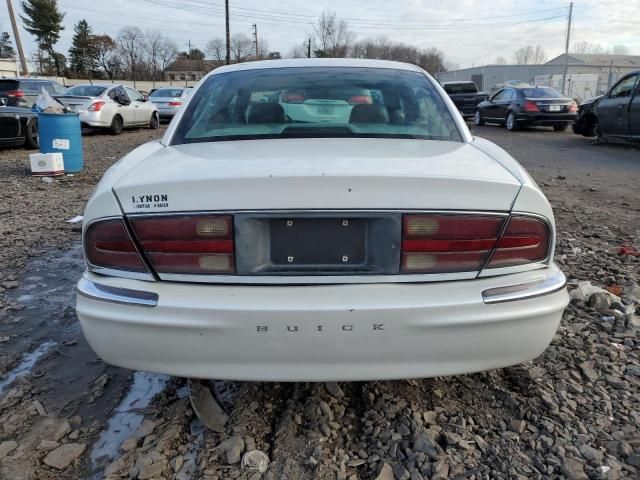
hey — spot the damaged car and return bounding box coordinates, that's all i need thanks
[76,59,569,382]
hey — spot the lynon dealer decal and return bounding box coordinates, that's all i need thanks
[131,194,169,210]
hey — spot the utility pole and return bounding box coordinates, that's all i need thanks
[187,39,191,86]
[6,0,29,76]
[307,37,311,58]
[225,0,231,65]
[561,2,573,95]
[252,23,259,59]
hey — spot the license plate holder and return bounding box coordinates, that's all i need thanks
[317,105,335,115]
[549,105,561,112]
[270,218,366,266]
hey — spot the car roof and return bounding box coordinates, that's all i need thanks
[442,81,476,85]
[209,58,422,77]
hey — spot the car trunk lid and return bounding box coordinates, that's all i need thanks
[54,95,96,112]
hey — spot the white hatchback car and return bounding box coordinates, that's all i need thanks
[76,59,569,382]
[57,83,160,134]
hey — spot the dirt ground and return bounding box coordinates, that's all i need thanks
[0,124,639,480]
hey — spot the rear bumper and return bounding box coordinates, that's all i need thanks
[517,112,577,125]
[79,111,112,128]
[157,108,179,118]
[76,264,568,381]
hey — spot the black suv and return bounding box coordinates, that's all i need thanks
[0,78,67,108]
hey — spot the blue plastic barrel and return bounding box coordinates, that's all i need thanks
[38,112,83,173]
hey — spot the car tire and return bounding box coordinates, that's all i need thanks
[506,112,519,131]
[473,110,484,126]
[553,124,569,132]
[110,115,124,135]
[149,112,159,130]
[23,119,39,149]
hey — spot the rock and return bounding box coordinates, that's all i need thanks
[319,400,333,420]
[1,281,19,289]
[32,400,47,416]
[170,454,183,472]
[0,440,18,459]
[589,292,611,311]
[561,457,588,480]
[138,460,166,479]
[374,463,395,480]
[216,436,245,464]
[325,382,344,399]
[508,418,526,434]
[43,443,86,470]
[579,361,599,382]
[432,459,449,480]
[241,450,270,473]
[606,375,626,389]
[138,419,156,437]
[578,444,604,464]
[104,456,128,476]
[392,463,410,480]
[422,411,437,425]
[627,454,640,468]
[52,420,71,441]
[413,432,439,459]
[36,440,60,451]
[119,435,139,452]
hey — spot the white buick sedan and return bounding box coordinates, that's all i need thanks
[76,59,569,381]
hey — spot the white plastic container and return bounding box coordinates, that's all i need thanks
[29,152,65,176]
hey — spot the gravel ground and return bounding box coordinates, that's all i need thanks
[0,125,639,480]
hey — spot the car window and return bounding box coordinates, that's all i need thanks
[150,88,185,98]
[503,89,515,100]
[520,87,564,98]
[125,87,144,102]
[172,67,462,145]
[490,90,505,101]
[443,83,477,94]
[42,82,67,95]
[20,81,41,94]
[609,75,638,99]
[65,85,107,97]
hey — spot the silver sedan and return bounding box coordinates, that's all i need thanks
[148,87,191,120]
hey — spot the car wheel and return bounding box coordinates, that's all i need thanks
[23,119,39,149]
[110,115,124,135]
[506,112,519,131]
[473,110,484,126]
[149,112,160,130]
[553,124,569,132]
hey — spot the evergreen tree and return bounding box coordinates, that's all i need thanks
[69,19,97,76]
[0,32,16,58]
[20,0,65,75]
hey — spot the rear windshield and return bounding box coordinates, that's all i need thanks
[0,80,19,92]
[172,67,462,145]
[64,85,107,97]
[520,87,564,98]
[443,83,477,94]
[150,88,186,98]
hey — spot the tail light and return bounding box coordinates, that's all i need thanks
[88,101,106,112]
[130,215,234,274]
[85,219,149,273]
[281,92,305,103]
[523,100,540,112]
[6,89,24,98]
[168,101,183,107]
[348,95,372,105]
[401,214,550,274]
[568,101,578,113]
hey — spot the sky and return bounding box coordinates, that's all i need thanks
[1,0,639,69]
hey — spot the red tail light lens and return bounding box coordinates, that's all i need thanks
[486,215,550,268]
[281,92,305,103]
[401,215,505,273]
[524,100,540,112]
[88,101,106,112]
[7,90,24,98]
[85,219,148,273]
[168,101,183,106]
[348,95,373,105]
[130,215,234,274]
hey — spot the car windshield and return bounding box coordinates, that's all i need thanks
[172,67,462,145]
[150,88,185,98]
[64,85,107,97]
[443,83,477,94]
[520,87,564,98]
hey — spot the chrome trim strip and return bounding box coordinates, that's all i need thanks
[77,277,158,307]
[125,209,511,218]
[481,270,566,304]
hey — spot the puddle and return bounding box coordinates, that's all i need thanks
[90,372,169,469]
[0,340,57,395]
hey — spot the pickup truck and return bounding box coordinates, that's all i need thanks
[441,81,489,118]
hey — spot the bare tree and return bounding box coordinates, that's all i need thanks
[572,41,605,54]
[351,37,445,74]
[611,44,629,55]
[230,33,254,63]
[288,42,309,59]
[117,26,144,85]
[206,37,226,63]
[93,34,119,81]
[512,45,546,64]
[145,30,164,86]
[312,11,355,58]
[494,56,508,65]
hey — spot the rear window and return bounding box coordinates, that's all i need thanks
[0,80,19,92]
[172,67,462,145]
[64,85,107,97]
[150,88,186,98]
[520,87,564,98]
[443,83,477,94]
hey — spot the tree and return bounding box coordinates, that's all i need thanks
[351,37,445,74]
[572,41,604,54]
[611,45,629,55]
[230,33,254,63]
[157,37,178,78]
[288,42,309,59]
[145,31,164,85]
[69,20,97,76]
[0,32,16,58]
[512,45,546,64]
[268,51,281,60]
[178,48,205,60]
[312,11,355,58]
[117,26,144,85]
[206,37,226,63]
[20,0,65,75]
[94,34,120,80]
[494,56,508,65]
